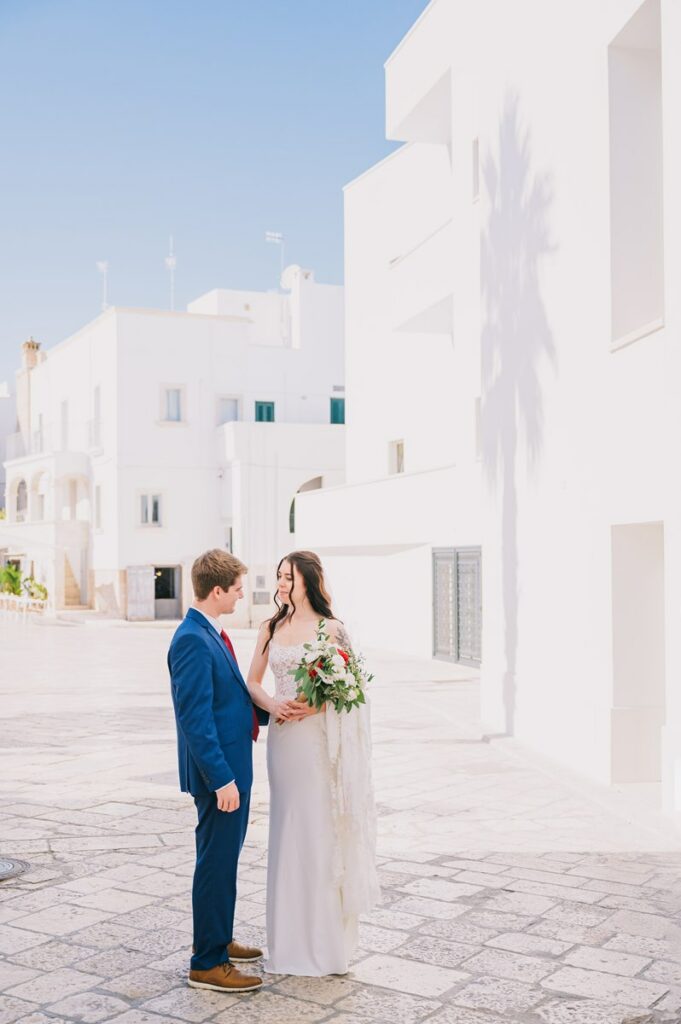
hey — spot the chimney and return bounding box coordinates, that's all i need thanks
[21,337,41,370]
[16,337,42,440]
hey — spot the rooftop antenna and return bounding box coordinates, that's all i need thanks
[95,261,109,312]
[164,235,177,311]
[265,231,285,290]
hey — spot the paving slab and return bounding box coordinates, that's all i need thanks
[1,620,681,1024]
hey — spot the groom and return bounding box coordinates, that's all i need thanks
[168,549,268,993]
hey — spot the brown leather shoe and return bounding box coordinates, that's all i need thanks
[188,962,262,993]
[191,941,263,962]
[227,940,263,963]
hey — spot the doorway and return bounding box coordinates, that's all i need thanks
[611,523,665,782]
[154,565,182,619]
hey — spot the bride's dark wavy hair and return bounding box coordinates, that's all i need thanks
[263,550,336,652]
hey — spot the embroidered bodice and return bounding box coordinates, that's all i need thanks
[268,641,306,701]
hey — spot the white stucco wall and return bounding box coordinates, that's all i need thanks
[299,0,681,810]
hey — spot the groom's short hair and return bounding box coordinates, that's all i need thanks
[191,549,248,600]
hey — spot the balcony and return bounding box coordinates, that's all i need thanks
[389,218,455,333]
[385,0,453,144]
[5,429,47,461]
[4,427,91,480]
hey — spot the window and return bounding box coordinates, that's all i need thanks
[140,493,162,526]
[474,397,482,461]
[34,413,44,454]
[389,440,405,475]
[217,397,239,424]
[68,480,77,520]
[16,479,27,522]
[91,385,102,447]
[609,0,664,347]
[95,485,102,530]
[472,138,480,201]
[163,388,183,422]
[255,401,275,422]
[330,397,345,424]
[61,401,69,451]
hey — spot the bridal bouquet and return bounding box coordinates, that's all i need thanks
[290,619,372,714]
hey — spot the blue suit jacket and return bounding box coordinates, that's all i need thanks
[168,608,268,796]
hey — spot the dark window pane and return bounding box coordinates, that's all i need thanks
[330,397,345,424]
[255,401,275,422]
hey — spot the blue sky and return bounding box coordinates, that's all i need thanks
[0,0,426,384]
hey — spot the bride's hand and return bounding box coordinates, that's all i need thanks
[272,699,295,722]
[286,698,320,720]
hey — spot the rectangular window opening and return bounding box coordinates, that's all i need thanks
[164,388,183,422]
[330,397,345,424]
[255,401,275,422]
[217,397,239,424]
[608,0,664,346]
[140,493,162,526]
[389,440,405,475]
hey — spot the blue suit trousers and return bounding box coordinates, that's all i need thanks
[190,789,251,971]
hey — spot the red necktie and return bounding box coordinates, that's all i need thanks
[220,629,259,742]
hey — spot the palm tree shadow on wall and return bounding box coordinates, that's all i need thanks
[481,94,556,737]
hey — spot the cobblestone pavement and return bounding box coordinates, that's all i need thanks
[1,618,681,1024]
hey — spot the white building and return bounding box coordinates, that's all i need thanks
[0,383,16,513]
[297,0,681,812]
[1,266,345,625]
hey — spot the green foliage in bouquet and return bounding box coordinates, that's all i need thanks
[290,619,373,714]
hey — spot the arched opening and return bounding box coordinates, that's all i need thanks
[15,479,27,523]
[288,476,323,536]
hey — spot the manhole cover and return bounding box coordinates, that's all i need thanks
[0,858,29,881]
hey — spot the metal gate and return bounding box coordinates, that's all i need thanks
[126,565,155,621]
[433,547,482,666]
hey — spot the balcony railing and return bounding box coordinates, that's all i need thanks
[389,218,455,333]
[5,432,25,460]
[87,418,102,449]
[5,428,51,460]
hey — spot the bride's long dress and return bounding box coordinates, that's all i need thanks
[265,628,379,976]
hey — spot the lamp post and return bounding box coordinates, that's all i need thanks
[265,231,285,289]
[95,261,109,312]
[165,236,177,311]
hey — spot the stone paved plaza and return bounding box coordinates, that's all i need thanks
[1,618,681,1024]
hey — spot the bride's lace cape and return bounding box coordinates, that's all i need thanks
[268,622,380,918]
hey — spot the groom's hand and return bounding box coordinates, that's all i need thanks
[216,782,240,813]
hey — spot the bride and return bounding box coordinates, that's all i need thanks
[246,550,379,976]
